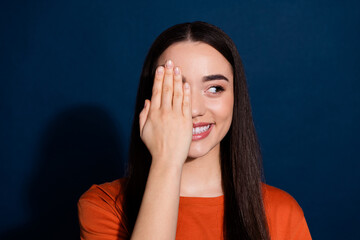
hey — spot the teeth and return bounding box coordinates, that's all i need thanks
[192,124,211,135]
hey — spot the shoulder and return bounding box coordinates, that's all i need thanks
[262,183,312,240]
[262,183,303,214]
[77,178,129,239]
[262,183,305,220]
[78,178,127,219]
[79,178,126,205]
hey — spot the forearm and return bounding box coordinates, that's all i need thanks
[130,160,183,240]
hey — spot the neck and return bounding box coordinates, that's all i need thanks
[180,144,223,197]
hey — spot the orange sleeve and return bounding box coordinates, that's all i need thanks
[291,214,312,240]
[77,184,129,240]
[264,184,312,240]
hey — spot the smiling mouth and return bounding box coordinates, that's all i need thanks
[192,124,212,135]
[192,124,214,141]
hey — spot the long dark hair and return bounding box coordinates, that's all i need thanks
[118,21,270,240]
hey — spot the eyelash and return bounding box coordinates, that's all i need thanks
[208,85,225,94]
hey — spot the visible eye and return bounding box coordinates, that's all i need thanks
[208,85,225,94]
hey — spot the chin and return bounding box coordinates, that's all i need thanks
[186,141,218,160]
[186,144,207,159]
[186,151,205,159]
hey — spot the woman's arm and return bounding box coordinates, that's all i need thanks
[131,60,192,239]
[130,161,182,240]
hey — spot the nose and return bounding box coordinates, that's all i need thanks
[191,88,206,118]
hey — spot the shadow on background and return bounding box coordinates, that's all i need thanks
[1,105,125,240]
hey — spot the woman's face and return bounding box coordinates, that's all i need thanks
[157,41,234,159]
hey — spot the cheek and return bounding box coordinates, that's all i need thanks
[207,95,234,122]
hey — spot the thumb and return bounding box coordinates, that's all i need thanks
[139,99,150,135]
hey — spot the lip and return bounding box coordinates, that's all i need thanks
[192,123,214,141]
[193,122,214,128]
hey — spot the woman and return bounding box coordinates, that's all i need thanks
[78,21,312,240]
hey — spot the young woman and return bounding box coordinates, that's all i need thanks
[78,21,312,240]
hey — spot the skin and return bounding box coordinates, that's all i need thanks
[157,41,234,197]
[132,41,234,239]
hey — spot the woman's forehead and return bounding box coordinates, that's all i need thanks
[157,41,233,82]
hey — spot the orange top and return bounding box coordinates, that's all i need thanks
[78,178,312,240]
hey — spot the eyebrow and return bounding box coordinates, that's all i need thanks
[203,74,229,82]
[182,74,229,83]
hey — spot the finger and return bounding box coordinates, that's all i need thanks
[139,99,150,136]
[151,66,165,110]
[173,66,183,113]
[182,82,191,118]
[161,60,174,110]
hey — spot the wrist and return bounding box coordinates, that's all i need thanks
[150,158,184,174]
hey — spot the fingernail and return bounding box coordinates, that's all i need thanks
[157,66,164,75]
[144,100,147,108]
[174,67,180,75]
[184,82,190,89]
[165,60,173,69]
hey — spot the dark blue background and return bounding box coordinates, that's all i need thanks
[1,0,359,239]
